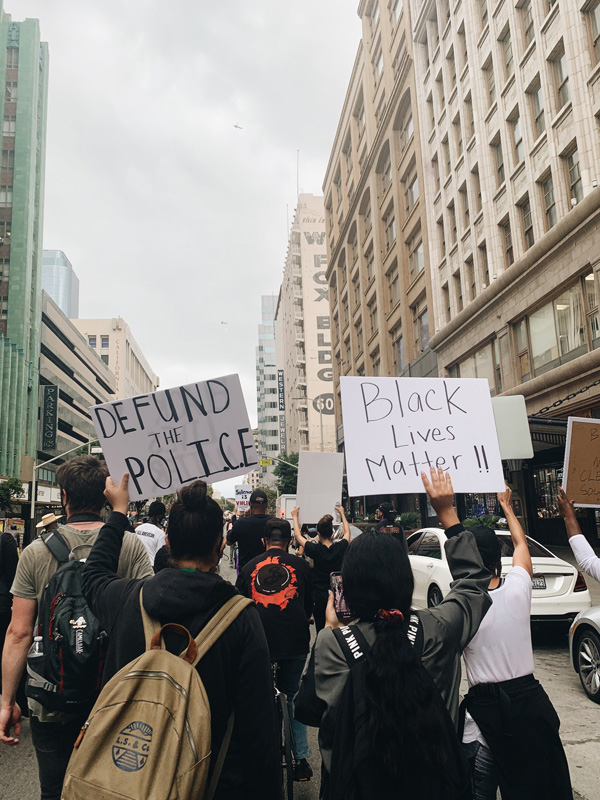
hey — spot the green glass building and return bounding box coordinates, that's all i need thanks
[0,8,49,479]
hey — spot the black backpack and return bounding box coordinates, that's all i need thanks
[327,618,471,800]
[25,529,107,714]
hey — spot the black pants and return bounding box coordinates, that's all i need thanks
[30,715,87,800]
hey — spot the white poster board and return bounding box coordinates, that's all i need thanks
[235,484,252,514]
[491,395,533,460]
[91,374,257,500]
[296,451,344,525]
[340,376,504,497]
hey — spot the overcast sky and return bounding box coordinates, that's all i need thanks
[10,1,361,495]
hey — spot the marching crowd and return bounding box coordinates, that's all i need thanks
[0,454,598,798]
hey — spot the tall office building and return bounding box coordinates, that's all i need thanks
[275,194,336,453]
[323,0,435,453]
[255,294,279,488]
[410,0,600,540]
[0,15,49,479]
[72,317,159,399]
[42,249,79,318]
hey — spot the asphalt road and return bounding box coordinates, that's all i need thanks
[1,546,598,800]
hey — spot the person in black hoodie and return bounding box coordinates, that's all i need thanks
[82,475,282,800]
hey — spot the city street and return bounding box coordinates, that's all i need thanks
[1,546,599,800]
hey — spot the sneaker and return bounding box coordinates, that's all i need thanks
[294,758,313,782]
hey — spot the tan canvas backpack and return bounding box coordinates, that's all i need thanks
[62,589,252,800]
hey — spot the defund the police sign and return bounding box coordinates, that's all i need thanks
[340,376,504,497]
[91,374,257,500]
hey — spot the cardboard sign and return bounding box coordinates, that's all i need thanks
[91,374,257,500]
[340,376,504,497]
[235,484,252,514]
[563,417,600,507]
[491,395,533,460]
[296,451,344,525]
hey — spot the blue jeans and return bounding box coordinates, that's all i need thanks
[463,740,499,800]
[30,714,88,800]
[275,656,310,760]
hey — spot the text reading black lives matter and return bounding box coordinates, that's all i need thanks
[92,380,257,494]
[360,379,491,482]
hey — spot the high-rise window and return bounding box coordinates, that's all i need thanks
[500,217,514,266]
[432,153,441,192]
[464,93,474,141]
[389,0,402,26]
[399,110,413,152]
[483,59,496,107]
[521,0,534,46]
[459,182,470,228]
[453,113,463,158]
[479,0,488,28]
[448,201,457,244]
[404,172,419,213]
[387,260,400,308]
[454,273,464,312]
[467,257,476,300]
[472,165,482,213]
[383,206,396,251]
[6,48,18,69]
[4,81,17,101]
[442,136,451,176]
[479,241,490,286]
[368,296,378,336]
[492,137,505,186]
[413,300,430,352]
[408,229,424,277]
[437,216,446,257]
[588,1,600,63]
[365,244,375,282]
[355,317,364,354]
[0,186,12,207]
[511,112,524,163]
[372,42,384,84]
[442,284,451,322]
[352,272,361,307]
[500,27,514,79]
[88,336,97,349]
[565,147,583,203]
[2,115,16,136]
[392,328,404,373]
[529,79,545,137]
[381,149,392,192]
[101,335,109,348]
[447,47,457,90]
[552,44,570,109]
[519,195,534,249]
[541,173,557,228]
[1,150,14,171]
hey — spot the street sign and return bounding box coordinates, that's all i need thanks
[259,458,273,466]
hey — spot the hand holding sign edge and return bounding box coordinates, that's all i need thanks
[421,468,460,530]
[104,474,130,516]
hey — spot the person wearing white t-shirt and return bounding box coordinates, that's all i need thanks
[460,487,572,800]
[558,486,600,582]
[134,501,166,567]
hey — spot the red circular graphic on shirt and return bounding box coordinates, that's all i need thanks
[251,556,298,610]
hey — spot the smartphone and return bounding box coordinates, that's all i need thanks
[330,572,354,622]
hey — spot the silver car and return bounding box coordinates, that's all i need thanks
[569,606,600,703]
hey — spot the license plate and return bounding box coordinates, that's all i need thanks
[532,576,546,590]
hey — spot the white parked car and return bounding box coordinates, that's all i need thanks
[407,527,592,624]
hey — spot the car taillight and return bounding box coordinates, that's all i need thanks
[574,571,588,592]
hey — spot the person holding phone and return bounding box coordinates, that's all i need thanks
[292,505,351,632]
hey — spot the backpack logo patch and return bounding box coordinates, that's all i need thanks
[112,721,153,772]
[69,616,87,655]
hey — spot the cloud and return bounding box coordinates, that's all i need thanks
[10,0,360,448]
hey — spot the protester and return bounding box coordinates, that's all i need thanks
[133,500,166,566]
[34,512,62,538]
[227,514,237,566]
[237,517,314,782]
[373,501,406,551]
[295,469,489,800]
[81,475,281,800]
[558,486,600,581]
[227,491,271,570]
[0,455,153,800]
[460,486,572,799]
[0,527,18,695]
[292,504,350,632]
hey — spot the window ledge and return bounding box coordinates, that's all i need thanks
[476,23,490,51]
[529,129,548,159]
[433,188,442,205]
[437,108,447,127]
[485,101,498,125]
[460,63,469,83]
[466,134,476,153]
[510,160,526,183]
[551,100,573,130]
[540,2,559,35]
[448,85,458,105]
[402,201,419,230]
[367,330,379,348]
[587,61,600,88]
[500,73,516,100]
[473,209,484,226]
[406,269,425,293]
[519,39,536,70]
[386,298,403,321]
[493,182,507,202]
[378,180,393,209]
[444,172,453,190]
[449,241,459,257]
[454,154,465,172]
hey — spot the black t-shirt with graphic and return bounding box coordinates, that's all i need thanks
[237,548,313,661]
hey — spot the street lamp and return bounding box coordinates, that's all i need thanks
[30,438,100,526]
[291,395,324,452]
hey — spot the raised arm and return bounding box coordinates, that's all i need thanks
[421,468,491,652]
[291,507,307,548]
[498,486,532,577]
[336,505,351,542]
[559,487,600,583]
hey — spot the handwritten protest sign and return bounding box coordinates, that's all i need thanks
[296,452,344,525]
[340,376,504,496]
[235,484,252,514]
[563,417,600,507]
[91,374,257,500]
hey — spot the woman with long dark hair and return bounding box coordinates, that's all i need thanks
[295,469,491,800]
[291,505,351,631]
[81,476,282,800]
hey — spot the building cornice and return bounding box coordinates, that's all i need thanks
[428,187,600,352]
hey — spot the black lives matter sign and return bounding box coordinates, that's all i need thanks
[91,374,257,500]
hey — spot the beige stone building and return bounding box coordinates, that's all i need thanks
[72,317,159,399]
[275,194,337,453]
[323,0,436,454]
[410,0,600,540]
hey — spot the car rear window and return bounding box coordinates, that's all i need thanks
[496,533,552,559]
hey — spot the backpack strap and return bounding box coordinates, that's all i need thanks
[139,586,161,648]
[41,529,71,565]
[206,712,235,800]
[332,625,370,667]
[191,595,252,667]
